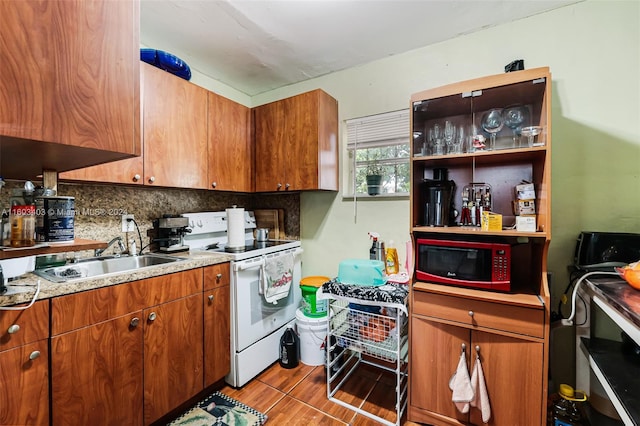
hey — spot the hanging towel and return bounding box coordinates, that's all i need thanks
[260,251,294,304]
[449,351,474,414]
[470,355,491,423]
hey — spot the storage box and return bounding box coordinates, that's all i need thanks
[515,183,535,200]
[514,199,536,216]
[516,215,537,232]
[481,211,502,231]
[337,259,386,286]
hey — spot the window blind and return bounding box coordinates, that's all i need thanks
[346,109,410,149]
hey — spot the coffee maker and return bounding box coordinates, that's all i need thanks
[153,215,191,252]
[423,168,456,227]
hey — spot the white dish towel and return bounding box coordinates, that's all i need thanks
[449,350,474,414]
[260,251,294,304]
[470,354,491,423]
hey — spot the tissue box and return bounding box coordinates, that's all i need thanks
[481,211,502,231]
[337,259,386,286]
[515,183,535,200]
[516,216,537,232]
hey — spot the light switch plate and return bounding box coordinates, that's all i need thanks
[121,214,135,232]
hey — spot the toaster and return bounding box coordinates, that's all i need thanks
[574,231,640,271]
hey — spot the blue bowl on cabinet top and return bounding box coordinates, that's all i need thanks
[140,48,191,81]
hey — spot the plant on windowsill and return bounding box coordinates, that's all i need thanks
[365,160,384,196]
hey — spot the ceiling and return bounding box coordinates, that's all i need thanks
[140,0,579,96]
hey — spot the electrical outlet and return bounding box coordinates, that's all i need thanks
[121,214,135,232]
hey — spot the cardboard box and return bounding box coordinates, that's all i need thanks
[515,183,535,200]
[481,211,502,231]
[514,199,536,216]
[516,215,537,232]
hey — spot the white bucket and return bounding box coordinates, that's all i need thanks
[295,308,328,366]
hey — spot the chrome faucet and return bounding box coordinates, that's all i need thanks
[95,236,126,257]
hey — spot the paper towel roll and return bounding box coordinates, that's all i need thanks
[226,207,245,248]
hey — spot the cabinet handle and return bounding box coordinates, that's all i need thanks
[277,183,282,189]
[7,324,20,334]
[285,183,290,189]
[133,174,141,182]
[208,294,214,302]
[461,343,466,353]
[475,345,480,354]
[211,182,217,188]
[29,351,40,360]
[148,312,157,322]
[148,176,155,184]
[468,310,474,317]
[216,273,222,281]
[130,317,140,328]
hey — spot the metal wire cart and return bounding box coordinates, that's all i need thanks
[319,280,409,426]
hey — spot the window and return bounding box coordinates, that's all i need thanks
[346,109,410,196]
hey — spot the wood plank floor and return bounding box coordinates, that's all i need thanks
[219,360,422,425]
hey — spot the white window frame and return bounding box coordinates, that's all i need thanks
[345,109,410,197]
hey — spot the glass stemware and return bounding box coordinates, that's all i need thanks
[503,105,528,148]
[520,126,543,147]
[443,121,456,154]
[481,109,503,150]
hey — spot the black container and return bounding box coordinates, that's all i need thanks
[279,325,299,369]
[423,168,456,227]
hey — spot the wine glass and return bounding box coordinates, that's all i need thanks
[481,109,503,150]
[521,126,543,147]
[431,123,444,156]
[503,105,528,148]
[443,121,456,154]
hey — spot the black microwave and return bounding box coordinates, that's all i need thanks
[574,231,640,271]
[415,238,511,291]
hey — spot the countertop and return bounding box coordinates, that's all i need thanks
[585,276,640,329]
[0,250,234,307]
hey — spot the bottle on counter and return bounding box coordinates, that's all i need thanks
[10,204,35,248]
[385,240,399,275]
[368,231,385,262]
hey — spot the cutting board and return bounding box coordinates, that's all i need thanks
[254,209,281,239]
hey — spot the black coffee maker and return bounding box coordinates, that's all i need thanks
[423,168,456,227]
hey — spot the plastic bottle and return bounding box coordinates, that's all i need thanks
[547,384,587,426]
[368,232,385,261]
[385,240,399,275]
[279,325,299,369]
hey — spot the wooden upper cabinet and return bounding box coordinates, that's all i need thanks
[208,93,253,192]
[254,89,338,192]
[0,0,141,180]
[142,63,208,189]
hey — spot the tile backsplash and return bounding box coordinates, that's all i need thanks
[1,180,299,256]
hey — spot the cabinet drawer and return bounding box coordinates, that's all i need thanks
[0,300,49,351]
[413,291,544,338]
[52,268,203,335]
[204,263,230,291]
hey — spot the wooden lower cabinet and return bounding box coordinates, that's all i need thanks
[203,263,231,386]
[410,315,544,426]
[0,300,50,425]
[51,268,204,426]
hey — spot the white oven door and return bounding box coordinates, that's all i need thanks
[232,248,302,352]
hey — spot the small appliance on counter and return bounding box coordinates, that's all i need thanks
[574,231,640,272]
[153,215,191,253]
[422,168,456,227]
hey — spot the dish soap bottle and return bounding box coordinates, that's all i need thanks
[385,240,399,275]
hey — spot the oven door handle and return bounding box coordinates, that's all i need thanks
[233,260,265,272]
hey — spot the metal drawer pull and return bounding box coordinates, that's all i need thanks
[148,312,157,322]
[216,273,222,280]
[130,317,140,328]
[29,351,40,360]
[468,310,474,317]
[208,294,214,302]
[8,324,20,334]
[475,345,480,354]
[461,343,466,353]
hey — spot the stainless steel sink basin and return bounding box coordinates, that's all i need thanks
[35,253,187,283]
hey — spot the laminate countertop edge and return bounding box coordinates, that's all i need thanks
[0,251,234,307]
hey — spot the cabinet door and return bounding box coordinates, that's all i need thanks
[0,0,140,153]
[208,92,252,192]
[469,330,544,426]
[59,155,144,184]
[204,285,230,386]
[0,340,49,426]
[51,313,143,426]
[142,63,208,189]
[254,99,286,191]
[410,316,470,423]
[143,293,204,425]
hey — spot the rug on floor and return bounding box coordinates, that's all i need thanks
[168,391,268,426]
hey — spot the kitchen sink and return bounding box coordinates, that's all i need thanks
[35,253,187,283]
